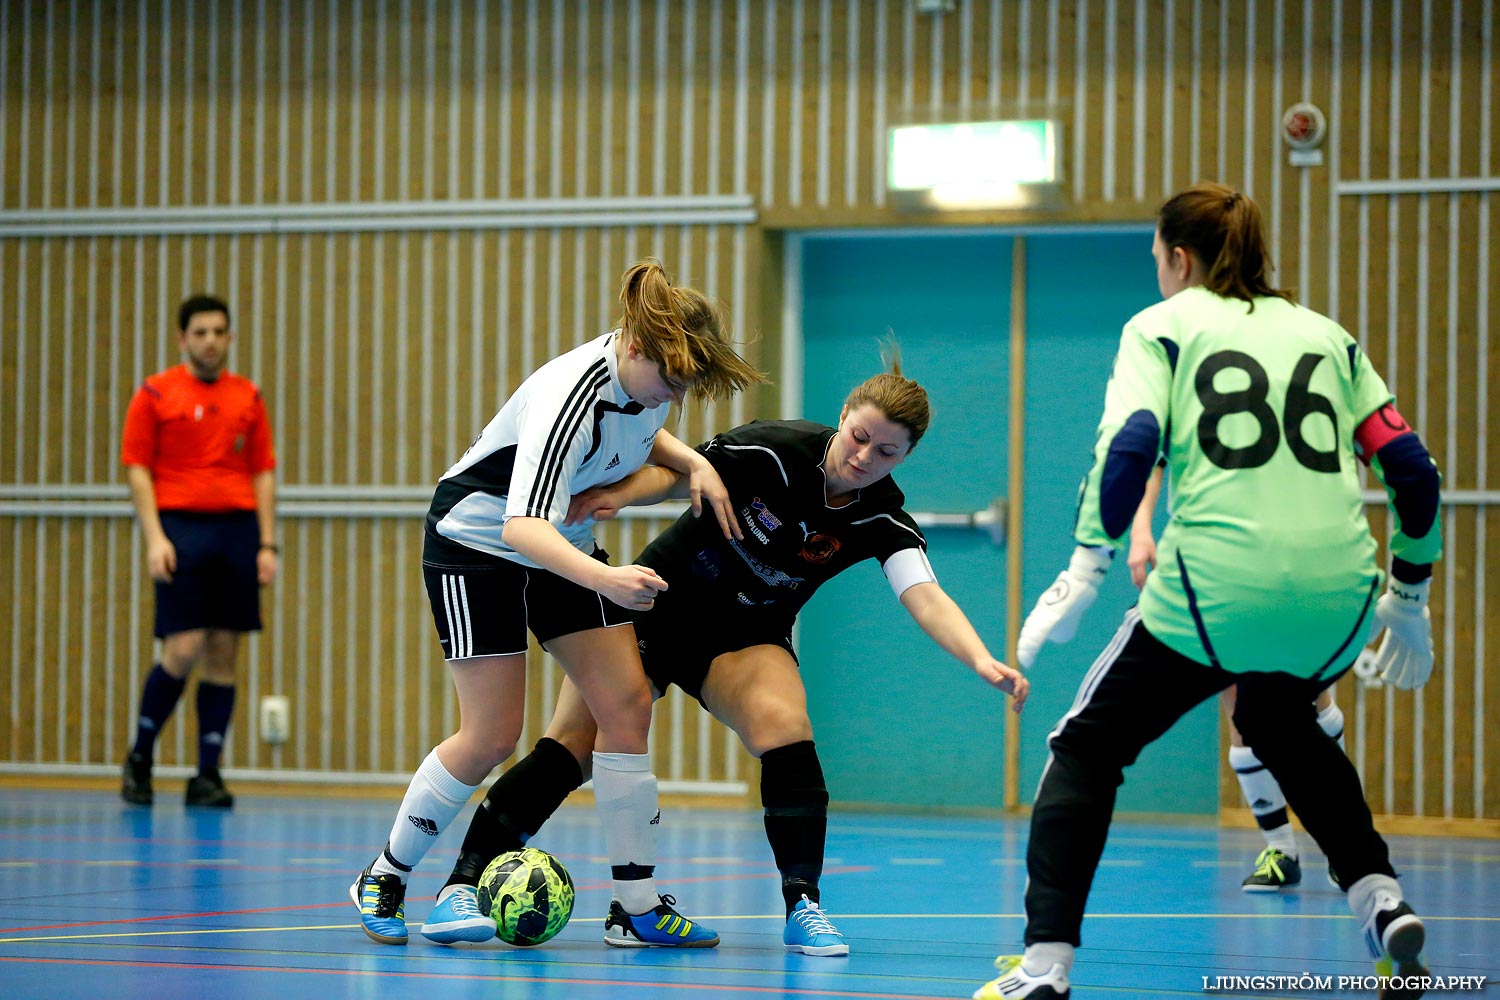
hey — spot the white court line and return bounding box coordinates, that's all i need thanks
[6,910,1496,946]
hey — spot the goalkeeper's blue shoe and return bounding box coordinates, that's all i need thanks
[783,895,849,956]
[421,884,495,945]
[603,894,720,948]
[350,864,408,945]
[973,956,1071,999]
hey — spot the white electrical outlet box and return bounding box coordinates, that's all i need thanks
[260,695,290,745]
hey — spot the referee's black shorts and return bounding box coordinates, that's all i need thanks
[154,510,263,638]
[421,538,632,660]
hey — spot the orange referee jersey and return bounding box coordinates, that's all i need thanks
[120,365,277,512]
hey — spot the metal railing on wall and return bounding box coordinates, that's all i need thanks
[0,195,759,237]
[0,485,1009,796]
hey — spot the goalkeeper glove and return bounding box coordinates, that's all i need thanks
[1371,577,1433,690]
[1017,545,1111,669]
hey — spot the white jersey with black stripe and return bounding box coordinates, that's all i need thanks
[425,330,668,568]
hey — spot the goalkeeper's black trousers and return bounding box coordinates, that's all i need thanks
[1023,607,1397,947]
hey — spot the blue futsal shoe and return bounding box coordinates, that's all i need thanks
[349,864,408,945]
[783,895,849,956]
[603,893,720,948]
[421,884,496,945]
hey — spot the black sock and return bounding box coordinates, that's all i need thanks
[761,740,829,916]
[131,664,186,760]
[195,681,236,774]
[444,737,584,889]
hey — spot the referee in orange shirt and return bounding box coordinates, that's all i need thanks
[119,295,278,808]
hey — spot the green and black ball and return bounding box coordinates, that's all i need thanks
[475,847,575,946]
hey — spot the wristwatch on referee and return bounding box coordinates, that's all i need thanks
[259,542,280,554]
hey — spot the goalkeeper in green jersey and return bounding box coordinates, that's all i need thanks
[1129,461,1349,894]
[974,182,1441,1000]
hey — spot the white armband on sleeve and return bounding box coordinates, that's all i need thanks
[882,546,937,600]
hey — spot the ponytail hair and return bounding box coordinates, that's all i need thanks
[617,259,766,401]
[842,338,931,449]
[1157,182,1294,310]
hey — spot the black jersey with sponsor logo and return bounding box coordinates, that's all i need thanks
[637,420,928,620]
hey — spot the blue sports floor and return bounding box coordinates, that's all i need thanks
[1,787,1495,999]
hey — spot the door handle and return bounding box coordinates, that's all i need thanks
[906,496,1007,547]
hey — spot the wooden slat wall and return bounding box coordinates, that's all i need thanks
[2,0,1495,820]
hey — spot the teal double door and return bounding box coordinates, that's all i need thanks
[795,228,1219,814]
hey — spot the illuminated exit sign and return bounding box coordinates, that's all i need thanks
[887,119,1062,209]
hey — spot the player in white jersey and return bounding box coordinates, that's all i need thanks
[352,259,764,948]
[974,184,1442,1000]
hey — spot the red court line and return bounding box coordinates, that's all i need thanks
[0,831,794,868]
[5,900,360,933]
[3,866,875,934]
[0,956,943,998]
[8,858,368,875]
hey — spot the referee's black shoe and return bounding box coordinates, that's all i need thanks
[121,752,152,806]
[185,768,235,808]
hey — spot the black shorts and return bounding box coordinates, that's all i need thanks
[632,587,796,707]
[421,542,632,660]
[154,510,262,638]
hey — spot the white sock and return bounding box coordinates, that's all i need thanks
[1228,745,1299,858]
[1263,823,1298,856]
[1346,873,1402,920]
[1022,941,1074,978]
[1317,701,1346,750]
[593,750,660,914]
[375,749,480,881]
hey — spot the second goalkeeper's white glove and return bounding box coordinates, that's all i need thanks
[1371,577,1434,690]
[1017,545,1112,669]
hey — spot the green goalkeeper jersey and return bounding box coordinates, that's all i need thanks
[1074,287,1440,678]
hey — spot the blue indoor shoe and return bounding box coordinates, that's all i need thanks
[421,884,496,945]
[603,893,720,948]
[349,863,408,945]
[783,895,849,957]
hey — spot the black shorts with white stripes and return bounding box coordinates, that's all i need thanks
[421,540,632,660]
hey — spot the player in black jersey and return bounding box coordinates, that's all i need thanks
[422,347,1029,956]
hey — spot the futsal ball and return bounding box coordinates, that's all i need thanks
[476,847,575,946]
